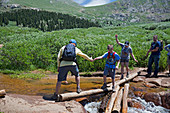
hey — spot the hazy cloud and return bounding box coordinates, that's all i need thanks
[84,0,110,7]
[73,0,116,7]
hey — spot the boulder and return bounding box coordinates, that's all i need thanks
[144,92,162,106]
[161,79,170,88]
[159,91,170,109]
[144,82,158,88]
[145,78,162,86]
[133,76,145,82]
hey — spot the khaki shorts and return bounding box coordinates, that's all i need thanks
[168,56,170,65]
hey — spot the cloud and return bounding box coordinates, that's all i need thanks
[83,0,111,7]
[73,0,86,4]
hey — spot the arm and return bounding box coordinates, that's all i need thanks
[115,35,121,45]
[130,53,138,62]
[164,45,170,52]
[94,56,103,61]
[57,48,63,72]
[115,60,120,70]
[77,48,93,62]
[151,47,159,52]
[146,46,152,57]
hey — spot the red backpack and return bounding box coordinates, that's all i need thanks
[107,51,116,59]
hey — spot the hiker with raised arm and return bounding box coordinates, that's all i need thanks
[94,45,120,92]
[115,34,138,80]
[164,44,170,76]
[145,35,162,78]
[52,39,93,101]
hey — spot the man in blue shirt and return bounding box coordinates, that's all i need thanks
[94,45,120,92]
[164,44,170,76]
[146,35,161,78]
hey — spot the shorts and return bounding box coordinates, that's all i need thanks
[103,66,115,79]
[58,65,79,82]
[168,56,170,65]
[120,59,129,62]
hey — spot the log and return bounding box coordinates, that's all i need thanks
[105,85,120,113]
[122,83,129,113]
[99,92,112,113]
[0,89,6,97]
[60,68,142,101]
[112,87,124,113]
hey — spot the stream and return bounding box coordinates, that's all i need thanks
[0,73,169,113]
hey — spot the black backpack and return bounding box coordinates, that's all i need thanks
[159,40,163,51]
[61,44,76,61]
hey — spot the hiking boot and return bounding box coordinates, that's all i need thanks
[146,74,151,78]
[120,75,124,80]
[77,87,82,94]
[101,83,107,89]
[112,86,116,92]
[51,93,60,102]
[151,75,158,78]
[126,72,129,78]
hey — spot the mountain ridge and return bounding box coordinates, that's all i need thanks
[1,0,170,26]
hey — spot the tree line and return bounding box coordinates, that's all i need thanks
[0,9,100,31]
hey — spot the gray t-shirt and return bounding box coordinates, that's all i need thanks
[120,43,132,60]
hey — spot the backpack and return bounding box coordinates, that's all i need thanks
[61,44,76,61]
[107,51,116,59]
[159,40,163,51]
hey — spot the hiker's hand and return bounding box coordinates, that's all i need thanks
[115,66,118,70]
[90,59,94,62]
[135,59,138,62]
[115,34,118,38]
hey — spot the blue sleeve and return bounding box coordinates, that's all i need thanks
[115,54,120,61]
[120,43,124,48]
[102,53,108,58]
[165,44,170,51]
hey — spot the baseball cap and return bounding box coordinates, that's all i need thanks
[124,41,129,46]
[69,39,77,46]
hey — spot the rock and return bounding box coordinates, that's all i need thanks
[144,82,158,88]
[161,79,170,88]
[133,76,145,82]
[159,91,170,109]
[144,93,162,106]
[145,78,162,86]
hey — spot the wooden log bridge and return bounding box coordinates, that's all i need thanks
[59,68,142,101]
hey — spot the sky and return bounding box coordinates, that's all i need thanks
[73,0,117,7]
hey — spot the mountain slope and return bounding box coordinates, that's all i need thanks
[2,0,170,26]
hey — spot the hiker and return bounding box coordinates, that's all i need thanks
[94,45,120,92]
[164,44,170,76]
[115,35,138,79]
[145,35,162,78]
[52,39,93,101]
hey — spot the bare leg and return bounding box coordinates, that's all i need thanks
[75,76,80,87]
[55,81,61,94]
[121,62,125,75]
[103,75,107,84]
[125,62,129,73]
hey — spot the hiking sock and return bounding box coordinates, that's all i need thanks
[120,74,124,80]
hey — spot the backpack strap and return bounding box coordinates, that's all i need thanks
[107,51,116,59]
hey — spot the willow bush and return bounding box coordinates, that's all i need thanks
[0,22,170,72]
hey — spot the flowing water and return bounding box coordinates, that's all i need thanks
[84,96,170,113]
